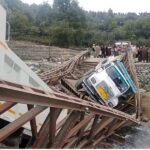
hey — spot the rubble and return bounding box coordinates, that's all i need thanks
[135,63,150,89]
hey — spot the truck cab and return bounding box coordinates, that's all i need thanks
[76,58,137,108]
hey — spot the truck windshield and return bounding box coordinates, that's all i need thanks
[106,66,128,93]
[96,81,114,100]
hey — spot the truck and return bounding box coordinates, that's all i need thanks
[75,56,137,108]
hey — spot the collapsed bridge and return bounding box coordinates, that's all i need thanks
[0,49,141,148]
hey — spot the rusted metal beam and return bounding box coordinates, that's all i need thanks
[32,108,62,148]
[32,113,50,148]
[27,105,38,141]
[66,114,94,139]
[127,51,141,119]
[0,102,16,115]
[40,51,89,83]
[97,142,113,148]
[93,120,127,148]
[61,78,79,96]
[92,117,114,138]
[52,111,81,148]
[88,115,99,139]
[0,82,139,123]
[109,133,125,144]
[80,117,114,148]
[76,139,88,148]
[106,120,126,137]
[0,106,46,142]
[63,137,78,148]
[56,114,69,131]
[92,135,105,147]
[75,113,87,145]
[48,108,62,147]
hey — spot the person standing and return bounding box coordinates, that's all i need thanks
[147,47,150,63]
[87,45,92,57]
[108,46,111,56]
[105,46,109,57]
[138,46,142,62]
[98,46,102,58]
[95,44,100,58]
[101,45,106,58]
[92,44,96,57]
[142,46,148,63]
[114,45,118,56]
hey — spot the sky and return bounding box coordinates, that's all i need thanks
[21,0,150,13]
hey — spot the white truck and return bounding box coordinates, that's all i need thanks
[75,57,137,108]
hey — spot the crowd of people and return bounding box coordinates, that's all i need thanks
[88,43,131,58]
[87,43,150,63]
[137,46,150,63]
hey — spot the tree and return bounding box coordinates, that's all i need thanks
[2,0,150,47]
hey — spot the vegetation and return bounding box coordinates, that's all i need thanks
[1,0,150,47]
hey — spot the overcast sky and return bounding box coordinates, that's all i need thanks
[21,0,150,13]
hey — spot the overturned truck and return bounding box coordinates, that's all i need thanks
[75,56,137,108]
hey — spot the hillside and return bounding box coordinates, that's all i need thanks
[1,0,150,47]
